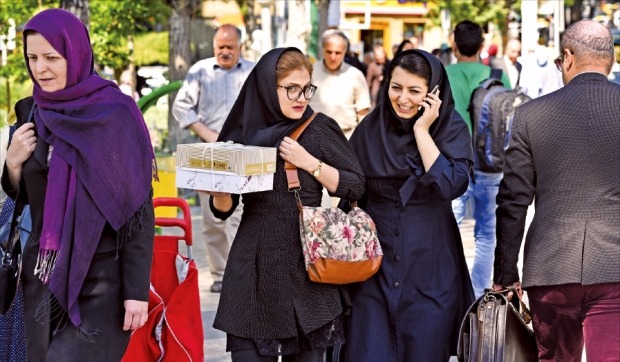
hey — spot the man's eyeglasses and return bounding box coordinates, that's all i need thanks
[554,49,573,72]
[277,84,317,100]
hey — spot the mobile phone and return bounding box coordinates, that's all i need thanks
[418,85,440,111]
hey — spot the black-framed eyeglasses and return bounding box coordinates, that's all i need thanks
[277,84,317,100]
[554,49,573,72]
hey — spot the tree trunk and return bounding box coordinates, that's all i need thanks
[166,0,199,152]
[317,0,330,55]
[285,0,310,53]
[569,0,583,26]
[60,0,90,30]
[236,0,257,60]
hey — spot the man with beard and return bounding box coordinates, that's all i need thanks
[172,24,255,293]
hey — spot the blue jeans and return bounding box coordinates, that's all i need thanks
[452,171,503,298]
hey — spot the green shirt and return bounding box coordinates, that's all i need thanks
[446,62,511,133]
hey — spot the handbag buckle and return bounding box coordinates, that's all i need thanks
[291,189,302,204]
[1,253,13,269]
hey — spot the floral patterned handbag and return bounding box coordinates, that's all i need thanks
[285,114,383,284]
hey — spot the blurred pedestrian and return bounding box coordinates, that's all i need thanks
[481,43,498,66]
[366,43,388,109]
[437,31,456,66]
[382,40,415,84]
[490,39,522,89]
[172,24,255,293]
[519,44,563,98]
[344,45,367,76]
[2,9,156,361]
[345,49,474,361]
[493,20,620,361]
[310,29,370,139]
[379,39,415,103]
[210,47,365,361]
[408,35,420,49]
[118,68,139,101]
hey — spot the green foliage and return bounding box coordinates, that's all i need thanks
[0,1,57,81]
[131,31,169,66]
[0,0,57,116]
[0,0,170,114]
[426,0,515,35]
[89,0,170,73]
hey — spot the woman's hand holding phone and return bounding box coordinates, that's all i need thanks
[414,84,441,132]
[417,84,439,112]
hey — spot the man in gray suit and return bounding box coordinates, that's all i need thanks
[490,38,522,89]
[492,20,619,361]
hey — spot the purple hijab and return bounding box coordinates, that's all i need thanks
[23,9,156,328]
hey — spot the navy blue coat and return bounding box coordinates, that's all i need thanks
[344,49,475,361]
[345,156,474,361]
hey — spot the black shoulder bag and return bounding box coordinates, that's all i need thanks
[0,191,26,315]
[457,286,538,361]
[0,102,35,315]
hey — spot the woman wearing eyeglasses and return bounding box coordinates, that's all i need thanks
[207,47,365,361]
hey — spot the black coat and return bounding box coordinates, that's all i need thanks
[212,113,365,339]
[1,97,154,362]
[344,49,475,361]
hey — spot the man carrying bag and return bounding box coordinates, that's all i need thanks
[492,20,620,361]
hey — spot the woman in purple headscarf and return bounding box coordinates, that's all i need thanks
[1,9,156,361]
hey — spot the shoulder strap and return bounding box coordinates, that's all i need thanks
[490,68,503,80]
[479,77,505,90]
[1,178,25,263]
[285,113,317,191]
[288,112,317,141]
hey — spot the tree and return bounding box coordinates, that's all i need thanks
[316,0,330,55]
[236,0,258,60]
[286,0,311,53]
[88,0,169,80]
[426,0,515,38]
[0,0,58,117]
[567,0,583,26]
[60,0,90,29]
[165,0,200,151]
[0,0,169,110]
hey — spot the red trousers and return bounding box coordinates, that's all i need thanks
[527,282,620,362]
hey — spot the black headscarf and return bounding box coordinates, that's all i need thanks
[218,47,314,146]
[396,39,414,54]
[349,49,472,204]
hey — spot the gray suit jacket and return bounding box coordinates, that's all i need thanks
[493,72,620,288]
[490,57,522,88]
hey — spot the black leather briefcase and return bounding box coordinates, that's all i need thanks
[457,289,538,362]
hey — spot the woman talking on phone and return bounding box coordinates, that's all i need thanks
[344,49,474,361]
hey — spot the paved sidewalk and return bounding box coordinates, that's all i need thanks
[186,206,531,361]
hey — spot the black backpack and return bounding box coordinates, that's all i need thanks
[469,68,531,173]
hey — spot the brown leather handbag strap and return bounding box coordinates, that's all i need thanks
[285,113,317,191]
[288,113,316,141]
